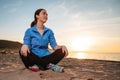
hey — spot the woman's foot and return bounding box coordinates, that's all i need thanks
[29,64,39,72]
[48,63,65,73]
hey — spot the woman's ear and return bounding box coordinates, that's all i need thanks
[36,15,39,19]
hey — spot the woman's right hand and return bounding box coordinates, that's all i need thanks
[20,45,30,56]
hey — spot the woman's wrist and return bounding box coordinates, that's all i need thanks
[54,45,62,50]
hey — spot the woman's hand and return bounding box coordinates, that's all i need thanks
[20,45,30,56]
[55,45,68,57]
[61,45,68,57]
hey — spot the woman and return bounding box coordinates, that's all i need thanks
[19,8,68,73]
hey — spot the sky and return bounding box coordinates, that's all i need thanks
[0,0,120,53]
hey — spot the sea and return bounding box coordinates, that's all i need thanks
[68,52,120,61]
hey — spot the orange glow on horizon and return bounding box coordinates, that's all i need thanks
[68,36,95,52]
[65,35,120,53]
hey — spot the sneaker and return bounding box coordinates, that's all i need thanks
[48,63,65,73]
[29,64,39,72]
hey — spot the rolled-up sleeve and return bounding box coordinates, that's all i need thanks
[49,30,57,49]
[23,28,31,48]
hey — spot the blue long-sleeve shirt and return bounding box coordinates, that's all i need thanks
[23,25,57,58]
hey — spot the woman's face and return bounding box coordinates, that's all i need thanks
[36,9,48,23]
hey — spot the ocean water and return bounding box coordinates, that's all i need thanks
[68,52,120,61]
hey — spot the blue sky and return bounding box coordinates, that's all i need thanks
[0,0,120,52]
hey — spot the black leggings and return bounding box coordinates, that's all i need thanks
[19,49,66,70]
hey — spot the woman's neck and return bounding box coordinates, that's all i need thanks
[36,21,44,30]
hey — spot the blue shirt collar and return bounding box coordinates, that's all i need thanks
[31,25,49,33]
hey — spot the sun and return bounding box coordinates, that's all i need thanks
[69,36,94,51]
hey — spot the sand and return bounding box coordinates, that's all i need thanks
[0,50,120,80]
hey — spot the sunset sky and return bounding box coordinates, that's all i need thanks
[0,0,120,53]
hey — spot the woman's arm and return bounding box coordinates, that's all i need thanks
[49,30,68,57]
[20,29,31,56]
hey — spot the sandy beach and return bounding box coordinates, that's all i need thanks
[0,49,120,80]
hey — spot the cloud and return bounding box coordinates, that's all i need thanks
[2,0,23,13]
[47,0,69,18]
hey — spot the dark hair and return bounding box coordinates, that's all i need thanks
[31,8,45,27]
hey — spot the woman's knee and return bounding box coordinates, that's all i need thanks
[55,48,66,57]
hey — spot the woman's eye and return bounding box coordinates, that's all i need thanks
[43,12,47,15]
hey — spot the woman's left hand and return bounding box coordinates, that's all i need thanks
[61,45,68,57]
[55,45,69,57]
